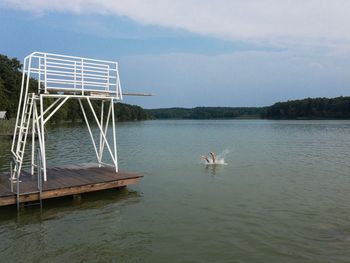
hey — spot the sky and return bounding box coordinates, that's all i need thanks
[1,0,350,108]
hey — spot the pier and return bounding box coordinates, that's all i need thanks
[0,163,142,207]
[0,163,142,206]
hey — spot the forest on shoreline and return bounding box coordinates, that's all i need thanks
[1,53,349,122]
[148,96,350,120]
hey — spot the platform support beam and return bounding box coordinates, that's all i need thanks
[31,97,36,176]
[111,98,118,172]
[79,97,118,173]
[99,100,105,167]
[40,94,47,181]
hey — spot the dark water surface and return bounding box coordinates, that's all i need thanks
[1,120,350,262]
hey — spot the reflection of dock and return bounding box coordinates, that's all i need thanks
[0,163,142,207]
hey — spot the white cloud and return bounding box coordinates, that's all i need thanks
[3,0,350,44]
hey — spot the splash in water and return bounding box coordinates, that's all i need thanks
[201,150,228,165]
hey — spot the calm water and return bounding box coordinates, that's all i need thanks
[1,120,350,262]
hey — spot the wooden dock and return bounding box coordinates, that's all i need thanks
[0,163,142,207]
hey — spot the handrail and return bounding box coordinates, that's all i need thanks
[30,51,118,64]
[25,52,122,99]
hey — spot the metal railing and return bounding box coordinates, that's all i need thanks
[25,52,122,99]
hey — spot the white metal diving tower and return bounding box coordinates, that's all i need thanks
[10,52,124,191]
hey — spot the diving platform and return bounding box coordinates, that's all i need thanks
[0,164,142,207]
[7,52,146,210]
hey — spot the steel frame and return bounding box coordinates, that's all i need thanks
[32,95,119,181]
[11,52,123,185]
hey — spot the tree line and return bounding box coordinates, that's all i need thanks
[147,107,263,119]
[148,97,350,120]
[263,97,350,119]
[0,54,151,123]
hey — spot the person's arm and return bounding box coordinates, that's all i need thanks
[209,152,216,163]
[201,155,210,163]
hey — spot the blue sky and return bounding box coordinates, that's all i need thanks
[1,1,350,108]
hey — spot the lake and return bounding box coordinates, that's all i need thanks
[1,119,350,262]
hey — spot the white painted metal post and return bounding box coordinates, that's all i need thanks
[116,62,122,100]
[107,65,110,92]
[99,101,112,164]
[81,59,84,96]
[74,61,77,90]
[31,98,36,175]
[111,98,118,172]
[78,99,100,160]
[38,57,41,93]
[34,102,44,168]
[40,94,47,181]
[99,100,105,167]
[44,53,47,93]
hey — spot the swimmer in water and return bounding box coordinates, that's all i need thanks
[201,152,217,164]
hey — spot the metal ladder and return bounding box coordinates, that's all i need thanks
[11,93,35,182]
[12,148,43,210]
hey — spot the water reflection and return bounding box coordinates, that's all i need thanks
[203,164,222,176]
[1,188,149,263]
[0,188,141,223]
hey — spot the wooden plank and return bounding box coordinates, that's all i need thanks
[0,164,142,207]
[17,177,140,204]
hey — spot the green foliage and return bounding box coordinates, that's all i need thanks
[264,97,350,119]
[149,98,350,120]
[0,54,22,117]
[148,107,264,119]
[0,118,15,136]
[0,53,150,123]
[115,103,150,121]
